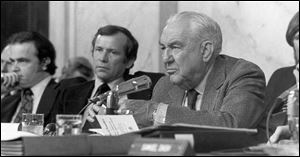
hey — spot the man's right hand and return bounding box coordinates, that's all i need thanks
[293,63,299,83]
[85,101,107,123]
[268,125,291,144]
[1,72,19,94]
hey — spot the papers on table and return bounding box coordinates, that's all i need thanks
[1,123,37,141]
[89,115,139,136]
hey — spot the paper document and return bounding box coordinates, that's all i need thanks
[1,123,37,141]
[91,115,139,136]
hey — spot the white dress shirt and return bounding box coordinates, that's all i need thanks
[11,76,52,122]
[182,66,213,111]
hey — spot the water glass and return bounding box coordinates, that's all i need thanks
[21,113,44,135]
[56,114,82,136]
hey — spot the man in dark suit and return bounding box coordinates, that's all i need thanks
[55,25,164,129]
[265,12,299,114]
[1,31,59,126]
[112,11,266,130]
[268,11,299,143]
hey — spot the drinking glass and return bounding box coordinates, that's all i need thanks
[21,113,44,135]
[56,114,82,136]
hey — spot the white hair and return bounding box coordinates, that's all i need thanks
[166,11,223,54]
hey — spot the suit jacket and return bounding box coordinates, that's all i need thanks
[56,71,164,115]
[152,55,266,128]
[58,77,88,89]
[265,66,296,113]
[1,79,60,126]
[256,66,296,136]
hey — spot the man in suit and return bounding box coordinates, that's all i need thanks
[106,11,267,129]
[265,12,299,114]
[268,11,299,143]
[56,25,164,129]
[1,31,59,126]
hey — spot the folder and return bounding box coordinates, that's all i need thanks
[129,123,265,153]
[3,134,139,156]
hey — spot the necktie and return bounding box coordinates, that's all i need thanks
[94,83,110,97]
[13,89,34,123]
[83,83,110,131]
[187,89,198,110]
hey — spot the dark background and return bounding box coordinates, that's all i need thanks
[1,1,49,51]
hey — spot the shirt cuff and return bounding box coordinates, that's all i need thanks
[153,103,168,125]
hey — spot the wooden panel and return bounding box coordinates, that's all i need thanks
[1,1,48,50]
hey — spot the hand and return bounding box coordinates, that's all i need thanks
[118,99,159,128]
[293,63,299,83]
[86,101,106,123]
[268,125,291,144]
[1,72,19,94]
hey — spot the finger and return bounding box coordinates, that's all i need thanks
[96,101,103,106]
[269,133,279,144]
[293,69,299,82]
[86,116,94,122]
[92,104,102,113]
[4,73,16,87]
[88,106,96,118]
[269,127,282,144]
[97,106,106,115]
[2,74,9,86]
[11,73,18,86]
[8,74,15,87]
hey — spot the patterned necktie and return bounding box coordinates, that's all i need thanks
[187,89,198,110]
[13,88,34,123]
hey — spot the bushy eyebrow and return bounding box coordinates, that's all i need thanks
[159,40,184,47]
[9,57,30,62]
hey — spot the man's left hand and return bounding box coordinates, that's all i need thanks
[118,99,159,128]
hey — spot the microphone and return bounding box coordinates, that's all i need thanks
[89,75,152,103]
[78,75,152,114]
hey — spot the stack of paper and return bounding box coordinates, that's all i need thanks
[1,123,37,156]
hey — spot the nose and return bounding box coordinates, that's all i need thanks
[162,48,174,64]
[98,51,109,62]
[11,62,20,73]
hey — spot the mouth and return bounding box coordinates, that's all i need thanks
[96,66,109,71]
[166,69,177,75]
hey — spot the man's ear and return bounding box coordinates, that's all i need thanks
[201,40,214,62]
[126,58,135,69]
[41,57,51,70]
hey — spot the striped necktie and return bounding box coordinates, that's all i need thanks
[187,89,198,110]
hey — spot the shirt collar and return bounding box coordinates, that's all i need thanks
[94,77,125,91]
[30,76,52,97]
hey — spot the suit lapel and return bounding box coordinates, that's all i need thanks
[202,56,226,111]
[36,79,58,117]
[1,92,21,122]
[80,81,95,108]
[168,85,185,106]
